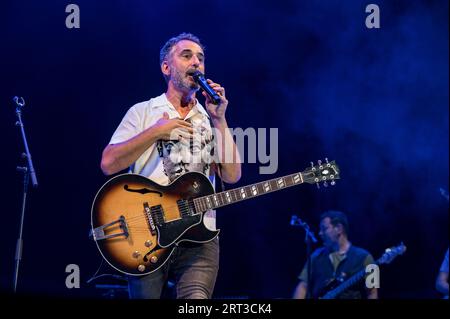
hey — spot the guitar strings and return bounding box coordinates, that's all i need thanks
[98,183,269,227]
[115,187,248,224]
[103,197,224,225]
[98,204,199,229]
[97,174,310,227]
[95,182,276,228]
[121,205,198,224]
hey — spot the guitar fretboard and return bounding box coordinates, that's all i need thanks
[193,172,304,213]
[322,258,384,299]
[322,268,368,299]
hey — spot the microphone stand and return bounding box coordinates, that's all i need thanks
[291,215,318,299]
[13,96,38,293]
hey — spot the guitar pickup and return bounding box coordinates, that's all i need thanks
[90,216,129,241]
[144,202,157,236]
[177,199,195,217]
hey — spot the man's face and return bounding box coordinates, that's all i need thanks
[164,40,205,91]
[319,217,340,247]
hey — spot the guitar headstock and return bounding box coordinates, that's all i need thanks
[302,159,340,188]
[379,242,407,265]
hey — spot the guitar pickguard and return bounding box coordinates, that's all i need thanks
[157,214,203,247]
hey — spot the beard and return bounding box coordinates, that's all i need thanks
[171,68,200,92]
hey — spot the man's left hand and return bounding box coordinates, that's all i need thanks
[202,79,228,123]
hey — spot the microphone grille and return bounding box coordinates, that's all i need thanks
[188,70,204,79]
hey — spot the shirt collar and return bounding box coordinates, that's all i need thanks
[152,93,210,119]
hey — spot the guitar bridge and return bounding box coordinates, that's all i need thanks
[90,215,129,241]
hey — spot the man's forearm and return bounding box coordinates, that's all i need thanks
[212,118,241,184]
[367,288,378,299]
[293,281,308,299]
[101,126,161,175]
[436,272,449,295]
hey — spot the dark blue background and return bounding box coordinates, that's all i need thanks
[0,0,448,298]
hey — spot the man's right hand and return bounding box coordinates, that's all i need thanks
[153,112,193,141]
[101,113,194,176]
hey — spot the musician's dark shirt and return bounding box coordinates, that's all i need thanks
[298,245,374,299]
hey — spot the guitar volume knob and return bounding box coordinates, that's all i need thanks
[150,256,158,264]
[137,264,146,272]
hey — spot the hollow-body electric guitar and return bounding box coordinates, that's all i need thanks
[91,160,340,276]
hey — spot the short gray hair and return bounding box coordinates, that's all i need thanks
[159,32,205,66]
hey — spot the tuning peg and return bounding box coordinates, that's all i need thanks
[316,182,320,189]
[317,160,322,165]
[323,181,328,187]
[325,158,329,163]
[311,161,316,171]
[330,180,336,186]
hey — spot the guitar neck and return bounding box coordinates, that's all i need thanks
[193,171,305,213]
[323,259,383,299]
[322,268,368,299]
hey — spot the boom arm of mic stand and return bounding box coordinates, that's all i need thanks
[291,215,318,243]
[15,105,38,187]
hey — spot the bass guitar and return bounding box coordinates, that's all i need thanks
[320,242,407,299]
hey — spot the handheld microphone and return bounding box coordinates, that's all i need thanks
[189,71,221,105]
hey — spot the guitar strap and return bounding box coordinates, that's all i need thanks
[207,115,226,192]
[217,164,226,192]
